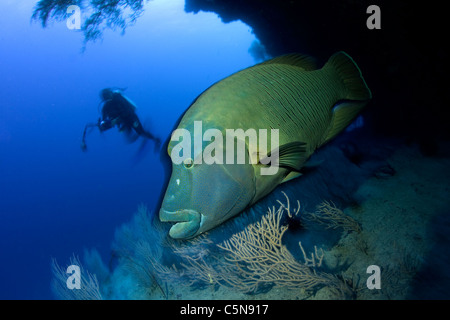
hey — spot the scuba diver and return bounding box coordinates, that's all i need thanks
[81,88,161,151]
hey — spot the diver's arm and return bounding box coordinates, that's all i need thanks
[81,121,100,151]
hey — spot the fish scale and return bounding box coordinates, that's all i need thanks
[233,64,336,151]
[160,51,372,239]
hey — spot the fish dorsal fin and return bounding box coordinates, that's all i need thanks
[322,101,367,145]
[260,141,308,172]
[260,54,317,71]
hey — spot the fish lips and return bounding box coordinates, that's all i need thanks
[159,208,202,239]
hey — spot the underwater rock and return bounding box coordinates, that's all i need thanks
[185,0,449,143]
[373,164,396,179]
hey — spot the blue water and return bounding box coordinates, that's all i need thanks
[0,0,257,299]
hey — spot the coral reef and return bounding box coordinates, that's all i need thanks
[215,200,336,293]
[152,193,356,297]
[111,204,167,298]
[304,201,362,234]
[50,144,449,300]
[51,255,102,300]
[152,235,218,288]
[50,196,366,299]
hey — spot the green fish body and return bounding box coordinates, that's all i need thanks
[160,51,372,239]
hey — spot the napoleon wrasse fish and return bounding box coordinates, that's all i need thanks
[160,51,372,239]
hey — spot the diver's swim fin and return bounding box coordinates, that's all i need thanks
[80,141,87,152]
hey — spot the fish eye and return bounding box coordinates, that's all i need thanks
[183,158,194,169]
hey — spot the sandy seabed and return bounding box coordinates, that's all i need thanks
[153,143,450,300]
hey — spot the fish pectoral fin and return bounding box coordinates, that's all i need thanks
[281,157,324,183]
[278,141,309,171]
[260,141,308,172]
[281,171,302,183]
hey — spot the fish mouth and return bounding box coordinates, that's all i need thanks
[159,208,202,239]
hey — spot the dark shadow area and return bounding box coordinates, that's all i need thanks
[408,210,450,299]
[185,0,449,151]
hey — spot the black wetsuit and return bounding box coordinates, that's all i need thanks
[81,90,160,151]
[102,92,155,139]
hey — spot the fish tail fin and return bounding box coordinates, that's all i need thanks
[325,51,372,101]
[320,52,372,145]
